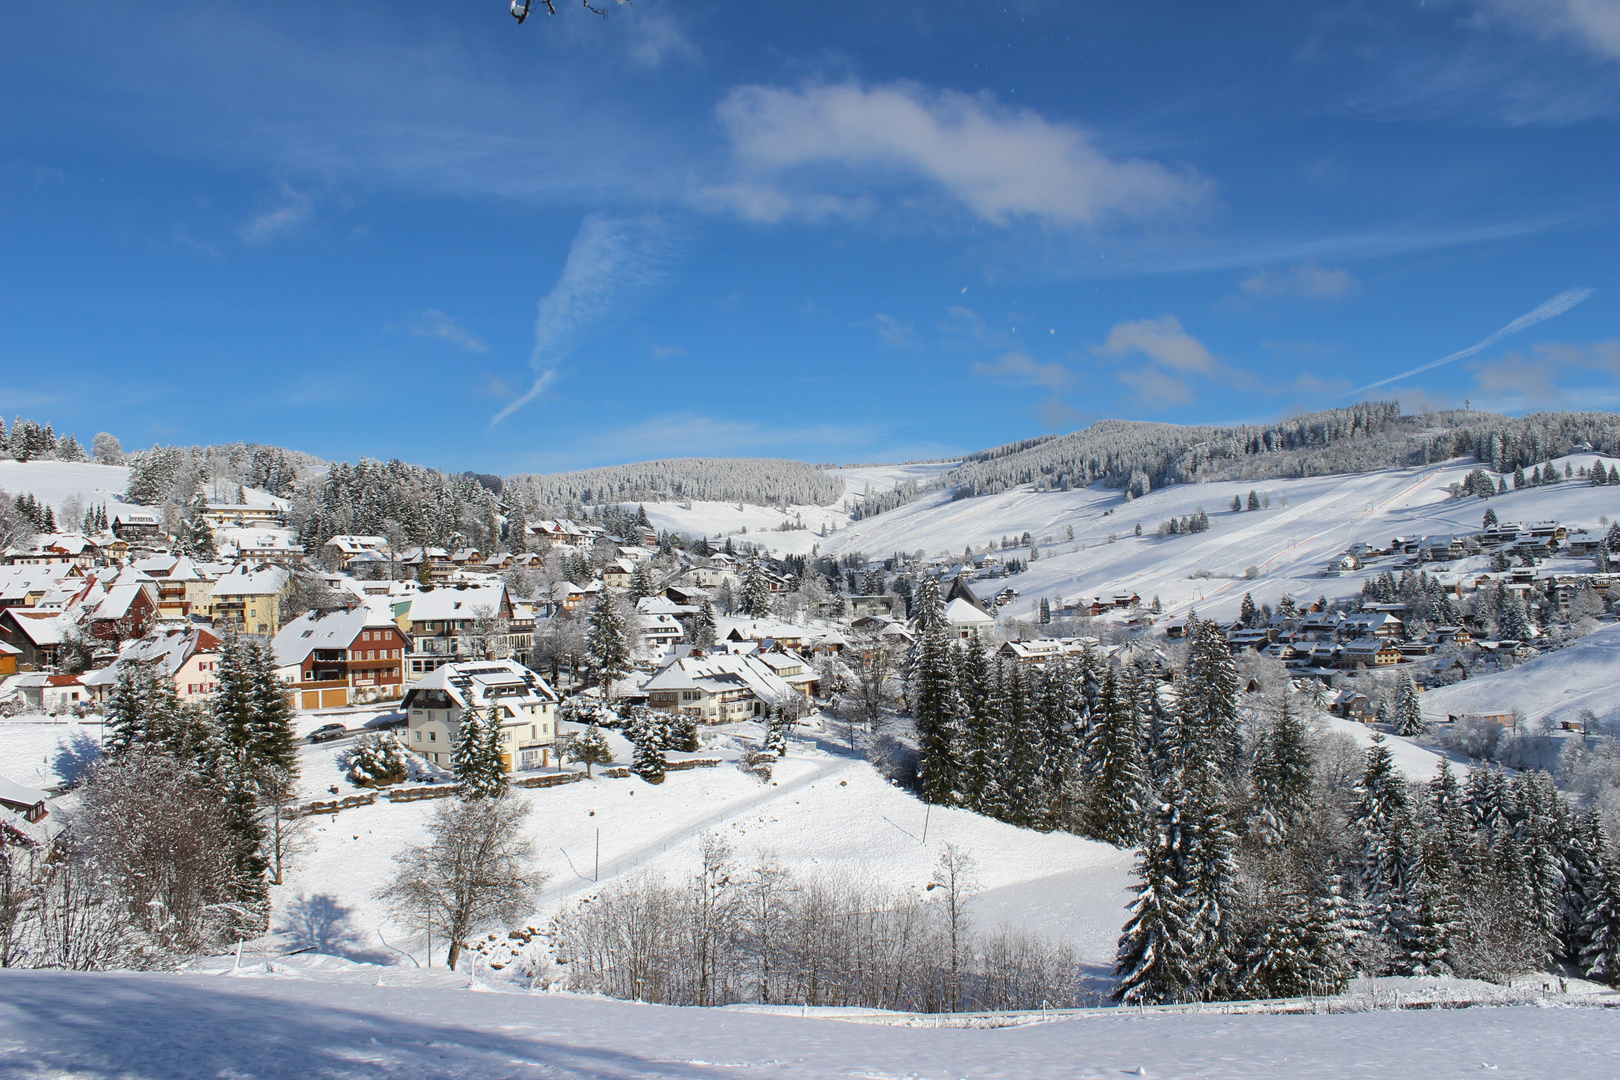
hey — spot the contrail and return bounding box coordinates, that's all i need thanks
[1349,287,1595,396]
[491,213,675,427]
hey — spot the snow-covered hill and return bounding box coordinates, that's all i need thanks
[1420,624,1620,731]
[819,454,1620,623]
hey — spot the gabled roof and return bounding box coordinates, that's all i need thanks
[642,652,795,704]
[211,564,291,598]
[271,603,399,668]
[403,582,508,622]
[944,596,995,626]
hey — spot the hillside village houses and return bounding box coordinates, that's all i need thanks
[2,442,1616,781]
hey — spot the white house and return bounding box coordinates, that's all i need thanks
[400,660,560,773]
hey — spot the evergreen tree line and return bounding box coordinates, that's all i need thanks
[1,415,99,464]
[122,442,317,507]
[505,457,844,514]
[0,636,299,968]
[905,613,1620,1001]
[290,457,502,553]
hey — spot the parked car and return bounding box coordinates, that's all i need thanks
[308,722,347,744]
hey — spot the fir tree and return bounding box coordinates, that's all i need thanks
[691,599,717,648]
[1351,733,1415,947]
[570,723,613,777]
[913,624,962,805]
[479,705,511,797]
[585,594,631,700]
[452,705,489,791]
[1251,696,1313,830]
[911,577,945,632]
[348,732,408,786]
[1114,793,1197,1004]
[738,561,772,618]
[1392,671,1426,737]
[248,640,298,784]
[1081,667,1147,846]
[1177,620,1242,774]
[630,710,666,784]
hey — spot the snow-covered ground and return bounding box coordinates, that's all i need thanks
[1420,624,1620,732]
[0,458,285,514]
[2,962,1615,1080]
[278,717,1135,971]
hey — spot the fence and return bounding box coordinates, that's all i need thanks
[664,757,724,773]
[296,792,378,816]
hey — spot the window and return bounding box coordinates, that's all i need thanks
[414,730,421,741]
[429,731,436,742]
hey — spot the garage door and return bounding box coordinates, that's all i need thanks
[320,688,348,709]
[301,691,321,710]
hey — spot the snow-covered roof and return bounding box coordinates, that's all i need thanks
[210,564,291,598]
[944,597,995,626]
[642,652,796,704]
[403,582,508,622]
[271,603,399,668]
[401,660,557,712]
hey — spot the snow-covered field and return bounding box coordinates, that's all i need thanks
[1421,624,1620,731]
[2,962,1615,1080]
[0,459,285,513]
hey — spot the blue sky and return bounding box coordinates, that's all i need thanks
[3,1,1618,474]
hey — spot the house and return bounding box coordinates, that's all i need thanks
[751,647,819,698]
[1339,612,1405,640]
[1421,535,1465,560]
[208,564,291,636]
[215,527,303,565]
[273,604,411,710]
[637,612,684,654]
[847,594,895,619]
[110,507,164,540]
[1336,638,1402,668]
[600,560,636,589]
[82,626,225,704]
[1565,532,1601,557]
[399,581,523,677]
[6,672,90,714]
[0,776,51,825]
[323,535,391,570]
[1432,625,1473,648]
[998,638,1097,664]
[0,641,17,677]
[400,660,560,772]
[0,609,69,669]
[4,533,101,569]
[1225,627,1279,653]
[202,503,287,531]
[643,650,797,723]
[1328,690,1376,720]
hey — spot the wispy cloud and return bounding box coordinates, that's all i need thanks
[1115,365,1194,408]
[970,352,1074,394]
[867,314,918,348]
[239,183,312,245]
[1094,315,1216,373]
[491,213,677,426]
[1349,286,1596,394]
[1231,261,1360,305]
[1473,0,1620,62]
[413,310,486,353]
[707,80,1213,228]
[623,6,700,68]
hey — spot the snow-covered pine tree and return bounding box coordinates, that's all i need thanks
[911,577,944,632]
[1392,671,1426,737]
[1114,791,1196,1004]
[631,710,666,784]
[570,723,614,777]
[1239,592,1257,628]
[585,594,631,701]
[452,706,488,791]
[1180,763,1240,998]
[1500,590,1534,643]
[1177,620,1242,774]
[478,704,510,797]
[1080,666,1147,846]
[763,706,789,757]
[248,640,298,786]
[913,623,962,805]
[103,661,157,755]
[1403,836,1461,975]
[1571,808,1620,983]
[738,561,772,618]
[1351,732,1415,951]
[691,598,717,648]
[1251,695,1313,830]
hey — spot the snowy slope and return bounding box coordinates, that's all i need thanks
[634,462,958,557]
[3,965,1616,1080]
[0,459,287,514]
[820,454,1620,623]
[277,724,1134,971]
[1419,624,1620,730]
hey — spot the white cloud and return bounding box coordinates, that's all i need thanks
[413,310,486,353]
[709,81,1212,228]
[624,7,699,68]
[239,183,312,245]
[1115,366,1193,408]
[1093,315,1216,374]
[492,213,677,426]
[1476,0,1620,61]
[970,351,1074,394]
[1238,261,1360,301]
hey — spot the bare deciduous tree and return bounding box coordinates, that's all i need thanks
[377,796,546,970]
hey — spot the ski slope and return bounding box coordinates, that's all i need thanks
[2,964,1615,1080]
[819,454,1620,623]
